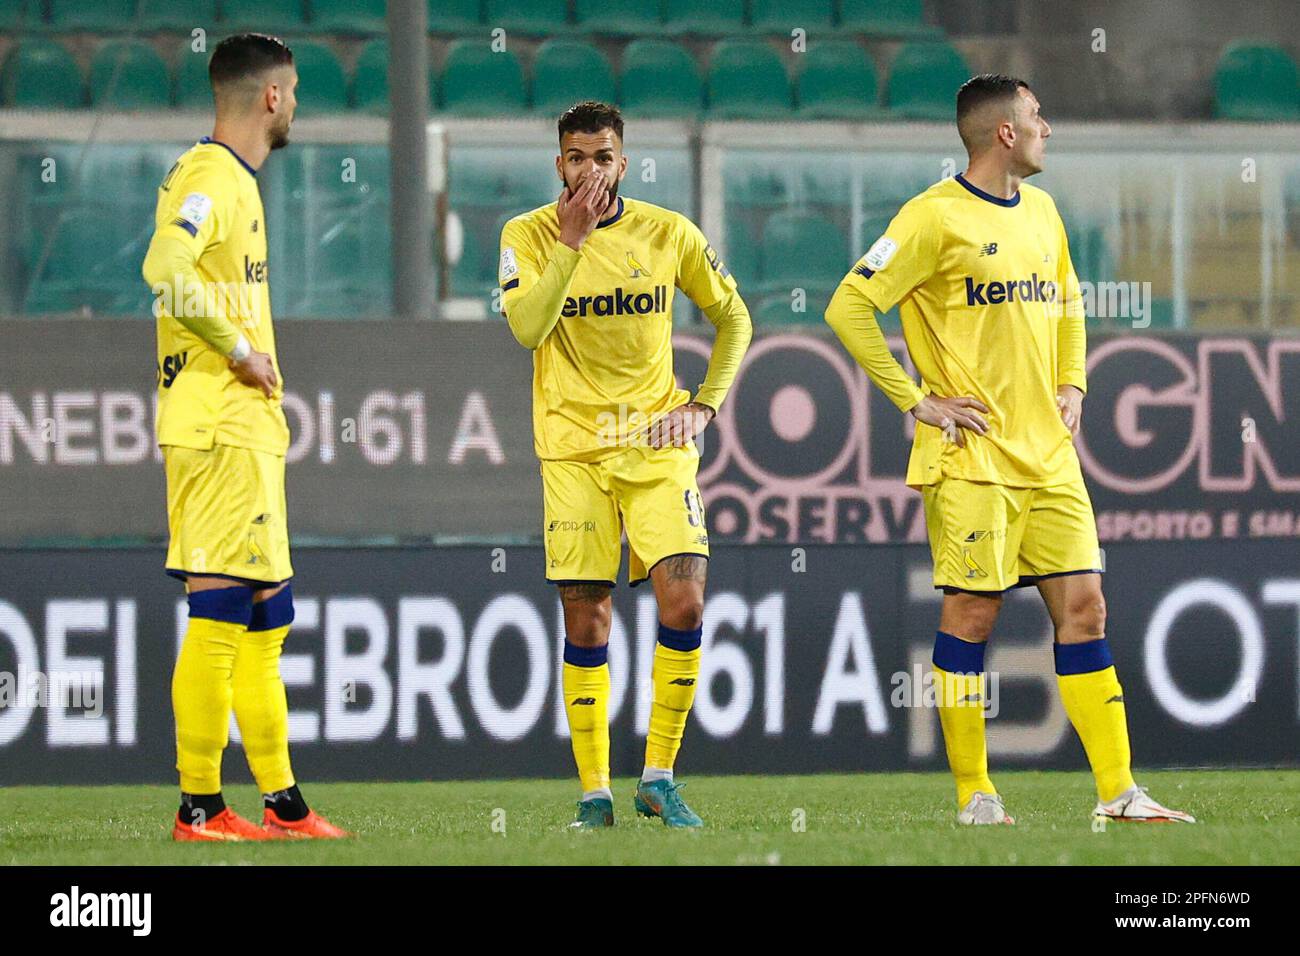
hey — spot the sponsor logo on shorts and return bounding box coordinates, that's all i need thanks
[548,519,597,533]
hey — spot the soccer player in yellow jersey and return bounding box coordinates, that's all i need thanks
[500,102,752,828]
[825,75,1193,825]
[142,34,346,841]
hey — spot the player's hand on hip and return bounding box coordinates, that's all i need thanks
[1057,384,1084,436]
[646,402,715,449]
[909,395,989,448]
[230,350,278,398]
[557,169,609,251]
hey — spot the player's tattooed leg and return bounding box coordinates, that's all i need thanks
[650,555,707,632]
[558,583,613,648]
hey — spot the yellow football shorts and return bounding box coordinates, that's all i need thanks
[162,443,293,587]
[922,476,1102,593]
[541,442,710,587]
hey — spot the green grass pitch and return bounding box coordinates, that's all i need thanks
[1,769,1294,866]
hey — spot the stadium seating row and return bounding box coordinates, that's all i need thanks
[3,32,1297,120]
[0,35,971,118]
[0,0,940,39]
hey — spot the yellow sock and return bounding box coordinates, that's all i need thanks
[172,615,243,795]
[1057,659,1135,803]
[645,641,701,771]
[562,656,611,794]
[934,665,996,807]
[233,623,295,794]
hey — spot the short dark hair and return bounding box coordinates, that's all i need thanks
[209,33,294,90]
[557,100,623,145]
[956,73,1031,149]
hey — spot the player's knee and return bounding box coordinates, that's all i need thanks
[1069,592,1107,639]
[942,593,999,642]
[568,606,611,646]
[660,593,703,632]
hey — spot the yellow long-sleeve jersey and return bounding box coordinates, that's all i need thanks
[142,138,288,456]
[500,196,752,462]
[826,174,1087,489]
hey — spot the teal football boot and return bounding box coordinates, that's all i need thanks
[634,779,703,828]
[569,797,614,829]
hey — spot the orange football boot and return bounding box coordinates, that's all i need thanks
[172,807,272,842]
[261,807,353,839]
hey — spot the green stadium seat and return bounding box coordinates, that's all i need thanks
[759,210,846,294]
[707,40,792,118]
[662,0,744,36]
[620,40,702,118]
[353,40,437,113]
[311,0,385,35]
[483,0,568,35]
[91,41,171,109]
[798,41,882,118]
[220,0,305,34]
[1213,42,1300,120]
[532,40,615,116]
[439,39,526,115]
[886,41,970,119]
[0,1,28,31]
[429,0,481,32]
[839,0,942,39]
[751,0,833,34]
[174,42,212,109]
[574,0,661,36]
[289,42,348,114]
[1,39,85,108]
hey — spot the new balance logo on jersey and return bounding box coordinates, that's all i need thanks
[562,285,668,318]
[978,242,998,256]
[965,273,1057,306]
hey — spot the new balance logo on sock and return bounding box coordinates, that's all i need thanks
[1106,694,1125,704]
[570,697,596,706]
[960,693,982,703]
[668,678,696,686]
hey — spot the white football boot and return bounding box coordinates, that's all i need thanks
[957,791,1015,825]
[1093,785,1195,823]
